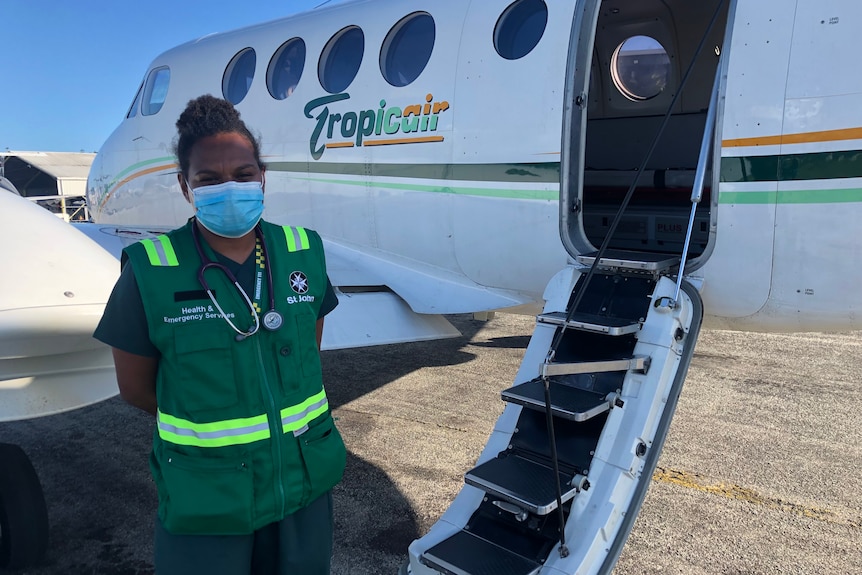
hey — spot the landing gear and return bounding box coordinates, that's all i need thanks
[0,443,49,569]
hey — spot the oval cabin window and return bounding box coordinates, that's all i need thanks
[494,0,548,60]
[223,48,256,105]
[611,36,671,101]
[380,12,435,87]
[268,38,306,100]
[319,26,364,94]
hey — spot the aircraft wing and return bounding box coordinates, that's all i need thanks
[320,237,535,349]
[70,223,535,350]
[0,192,120,422]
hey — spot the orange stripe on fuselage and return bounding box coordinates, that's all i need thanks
[100,163,178,209]
[363,136,444,146]
[722,127,862,148]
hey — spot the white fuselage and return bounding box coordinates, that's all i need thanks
[86,0,862,332]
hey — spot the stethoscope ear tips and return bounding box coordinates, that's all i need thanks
[235,334,247,342]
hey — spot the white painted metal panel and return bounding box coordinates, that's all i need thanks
[768,179,862,330]
[782,93,862,148]
[452,194,568,293]
[782,3,862,138]
[701,183,776,319]
[785,0,862,100]
[720,0,796,142]
[452,0,574,163]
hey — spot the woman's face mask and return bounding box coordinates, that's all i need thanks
[189,180,264,238]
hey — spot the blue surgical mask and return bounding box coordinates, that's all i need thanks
[190,180,264,238]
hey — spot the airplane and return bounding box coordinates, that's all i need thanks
[2,0,861,572]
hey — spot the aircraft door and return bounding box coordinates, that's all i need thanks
[561,0,731,269]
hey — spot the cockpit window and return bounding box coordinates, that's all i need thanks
[380,12,435,87]
[127,81,144,118]
[494,0,548,60]
[142,67,170,116]
[611,35,671,101]
[268,38,306,100]
[319,26,364,94]
[223,48,256,105]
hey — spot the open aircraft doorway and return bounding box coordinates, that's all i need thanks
[562,0,730,270]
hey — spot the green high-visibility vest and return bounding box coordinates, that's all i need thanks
[124,219,346,535]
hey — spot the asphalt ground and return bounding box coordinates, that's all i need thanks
[2,313,860,575]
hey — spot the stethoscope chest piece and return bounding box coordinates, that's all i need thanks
[263,309,284,331]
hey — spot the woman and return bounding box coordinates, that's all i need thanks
[94,94,345,574]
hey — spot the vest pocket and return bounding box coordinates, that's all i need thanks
[160,449,254,535]
[298,414,346,504]
[170,323,239,413]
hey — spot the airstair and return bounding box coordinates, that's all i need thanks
[410,253,702,575]
[404,3,724,570]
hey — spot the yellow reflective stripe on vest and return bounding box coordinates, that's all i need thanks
[157,410,270,448]
[283,226,310,252]
[157,389,328,446]
[280,389,329,434]
[141,235,179,267]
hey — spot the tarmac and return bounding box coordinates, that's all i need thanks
[2,313,860,575]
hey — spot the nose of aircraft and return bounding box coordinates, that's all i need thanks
[0,191,120,422]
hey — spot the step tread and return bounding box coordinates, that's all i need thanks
[576,249,680,271]
[502,379,611,422]
[421,529,542,575]
[465,454,578,515]
[538,311,641,335]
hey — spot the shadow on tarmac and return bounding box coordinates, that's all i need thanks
[0,315,490,574]
[322,315,483,410]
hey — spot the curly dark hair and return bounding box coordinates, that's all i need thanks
[173,95,265,177]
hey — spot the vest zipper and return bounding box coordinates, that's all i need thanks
[255,338,286,518]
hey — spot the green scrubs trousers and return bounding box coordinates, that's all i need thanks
[154,491,333,575]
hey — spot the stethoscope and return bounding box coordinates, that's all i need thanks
[191,222,283,341]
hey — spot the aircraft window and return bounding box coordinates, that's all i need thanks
[142,67,170,116]
[319,26,364,94]
[494,0,548,60]
[126,81,144,118]
[267,38,306,100]
[223,48,256,105]
[611,36,671,101]
[380,12,435,87]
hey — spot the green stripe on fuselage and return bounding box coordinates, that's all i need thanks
[268,161,561,200]
[720,150,862,182]
[719,188,862,204]
[267,161,562,183]
[290,176,559,200]
[266,152,862,204]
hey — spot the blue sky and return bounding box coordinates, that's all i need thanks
[1,0,343,153]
